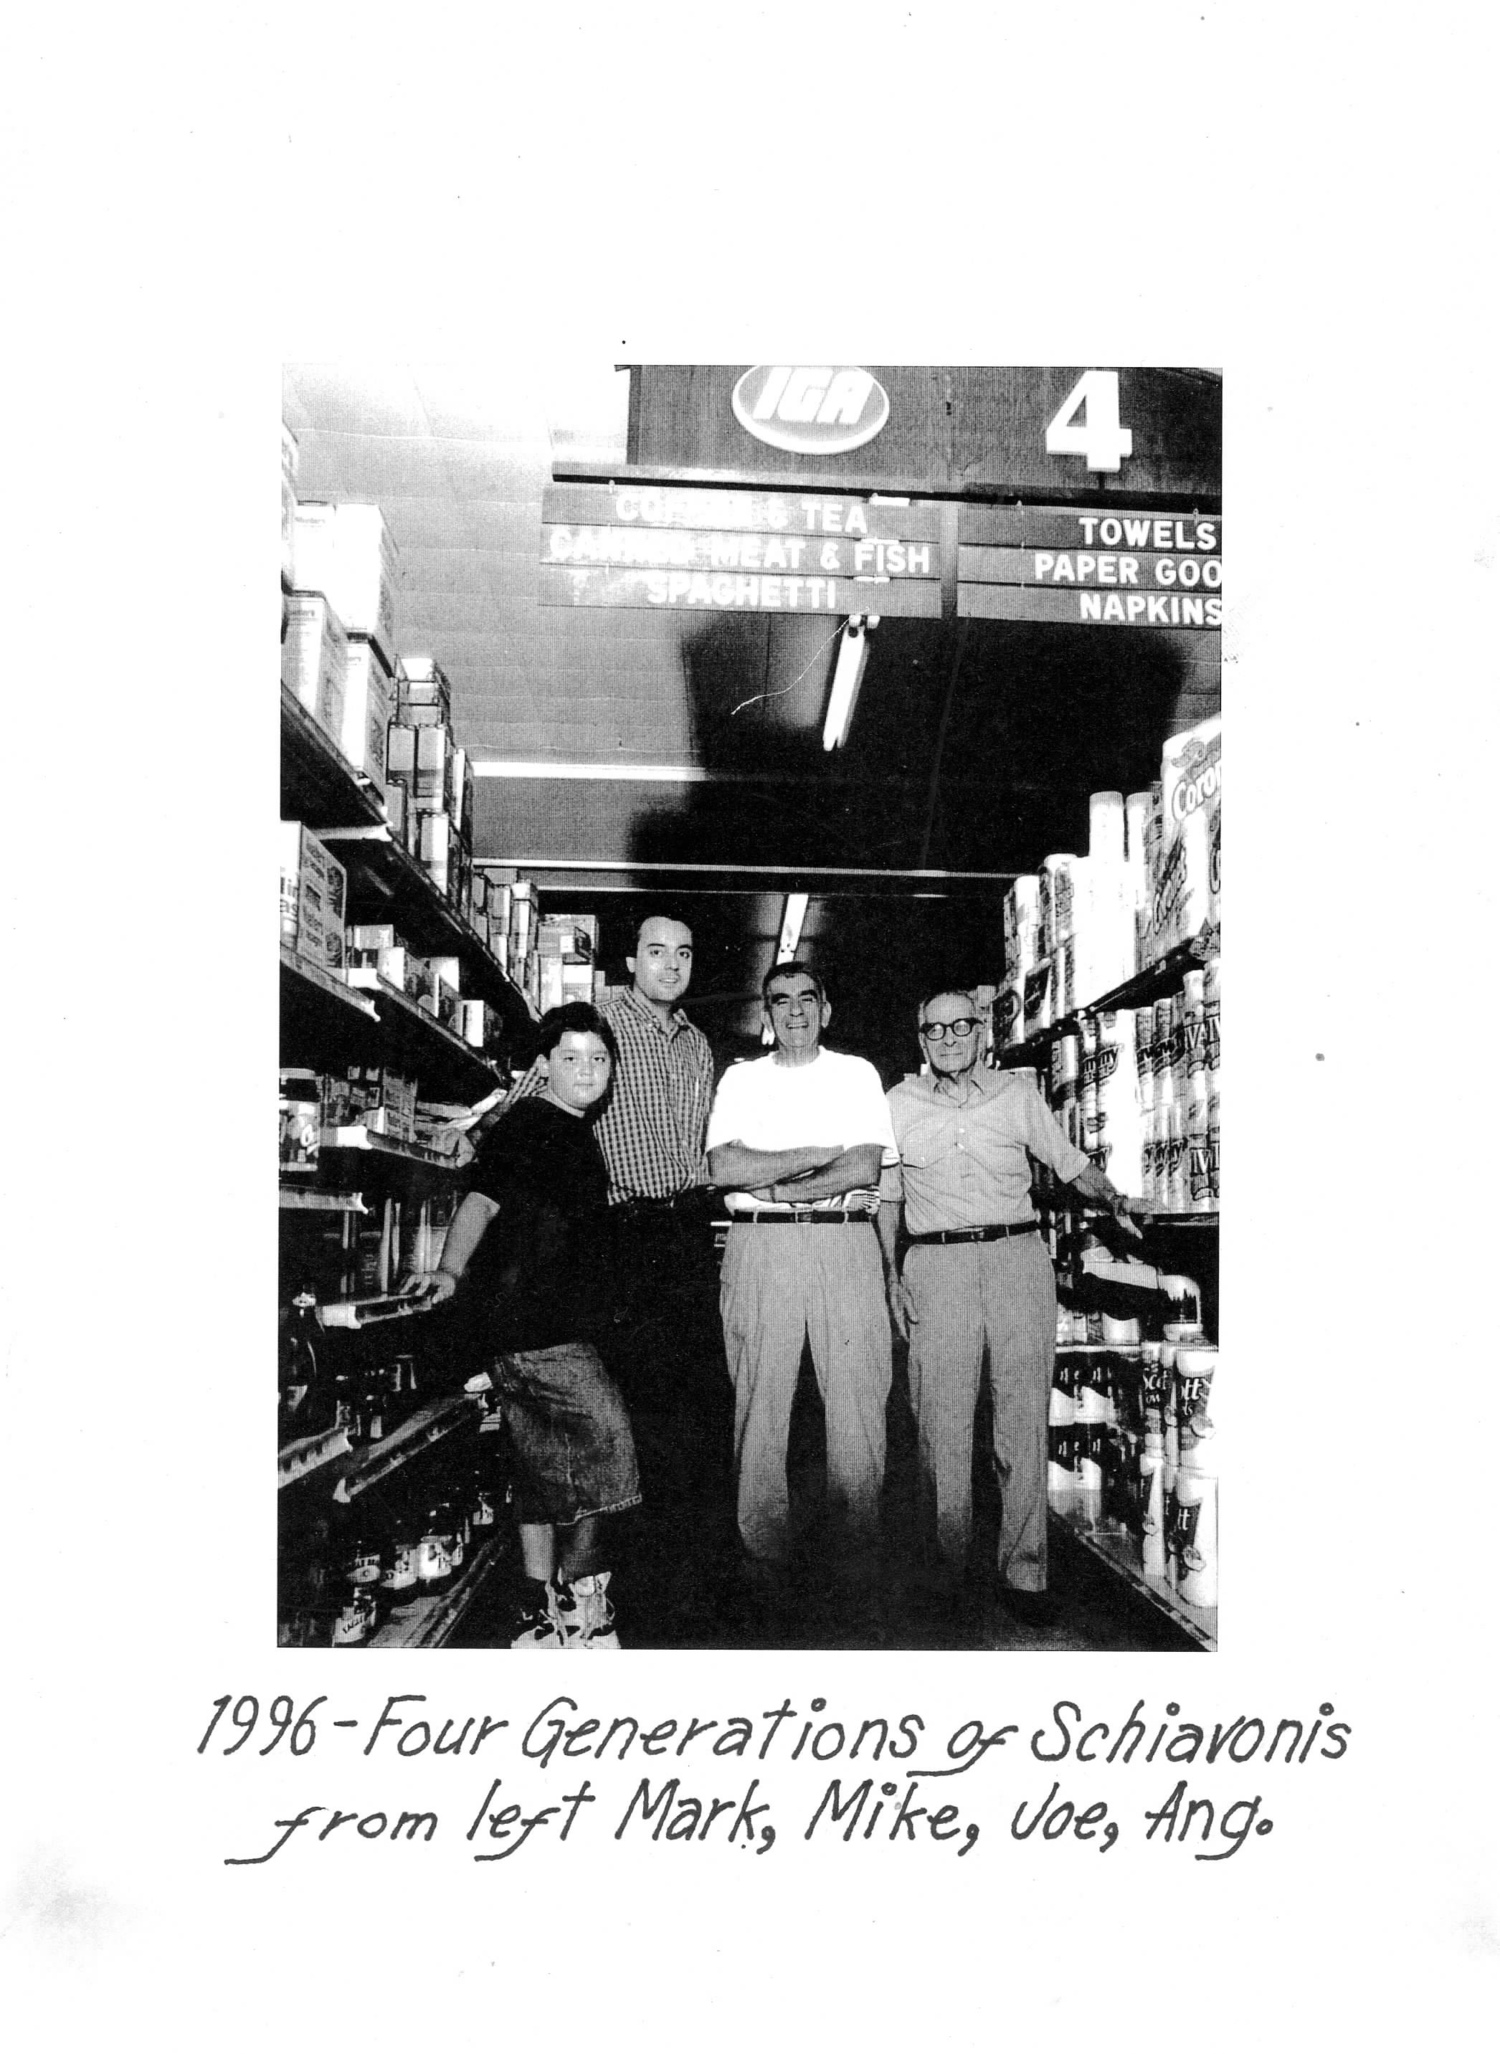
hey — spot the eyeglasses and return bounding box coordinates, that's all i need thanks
[920,1016,981,1042]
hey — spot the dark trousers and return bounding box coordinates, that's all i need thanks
[602,1208,737,1604]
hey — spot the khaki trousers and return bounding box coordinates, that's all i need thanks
[719,1222,892,1567]
[903,1231,1057,1592]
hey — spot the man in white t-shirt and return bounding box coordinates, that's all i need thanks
[706,961,898,1604]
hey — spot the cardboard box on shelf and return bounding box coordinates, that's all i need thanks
[415,725,450,812]
[446,745,474,839]
[413,954,462,1027]
[346,1066,417,1143]
[385,722,416,787]
[454,998,496,1050]
[383,778,409,851]
[383,725,421,854]
[340,634,393,793]
[539,914,596,961]
[419,808,464,900]
[397,698,450,730]
[281,591,348,744]
[279,1067,320,1171]
[385,945,425,997]
[396,654,452,727]
[290,883,342,976]
[291,501,400,664]
[345,942,422,997]
[280,822,348,974]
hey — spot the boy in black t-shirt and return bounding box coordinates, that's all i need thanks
[403,1004,639,1649]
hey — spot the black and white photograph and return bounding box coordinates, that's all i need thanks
[277,363,1223,1657]
[6,8,1498,2050]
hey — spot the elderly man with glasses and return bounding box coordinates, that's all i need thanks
[876,985,1139,1631]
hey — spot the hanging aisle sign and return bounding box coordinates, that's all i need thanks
[539,455,1221,628]
[539,483,943,614]
[957,503,1221,629]
[625,365,1221,500]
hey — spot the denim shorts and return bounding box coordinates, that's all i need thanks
[491,1339,642,1527]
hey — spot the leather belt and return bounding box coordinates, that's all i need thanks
[614,1189,713,1222]
[732,1209,870,1225]
[908,1221,1039,1245]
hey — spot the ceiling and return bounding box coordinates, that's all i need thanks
[282,363,1220,1075]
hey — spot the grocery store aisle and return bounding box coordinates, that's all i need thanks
[451,1348,1198,1655]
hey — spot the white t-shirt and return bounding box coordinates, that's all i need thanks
[707,1048,900,1213]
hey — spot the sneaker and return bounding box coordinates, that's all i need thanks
[555,1570,621,1650]
[508,1579,564,1649]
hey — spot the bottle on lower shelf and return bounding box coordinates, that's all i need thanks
[1046,1340,1220,1620]
[279,1287,329,1439]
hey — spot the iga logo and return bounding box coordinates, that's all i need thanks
[732,366,889,454]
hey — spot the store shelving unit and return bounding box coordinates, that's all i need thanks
[277,1423,354,1489]
[1052,1508,1216,1651]
[319,1127,459,1170]
[274,1387,478,1500]
[279,683,528,1648]
[996,926,1221,1068]
[281,685,386,832]
[992,880,1220,1648]
[278,1187,367,1213]
[368,1532,509,1650]
[315,1290,443,1329]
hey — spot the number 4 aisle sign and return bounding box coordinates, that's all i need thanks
[1044,369,1134,473]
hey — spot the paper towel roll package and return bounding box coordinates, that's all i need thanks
[1173,1470,1217,1608]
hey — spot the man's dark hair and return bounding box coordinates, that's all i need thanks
[535,1002,619,1066]
[762,958,826,1006]
[631,910,695,953]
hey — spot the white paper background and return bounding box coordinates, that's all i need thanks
[5,5,1496,2045]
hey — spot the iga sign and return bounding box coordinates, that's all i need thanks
[731,366,890,455]
[631,366,1220,499]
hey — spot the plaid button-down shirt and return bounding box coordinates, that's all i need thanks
[508,988,714,1205]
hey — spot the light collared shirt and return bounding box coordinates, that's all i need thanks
[509,988,714,1205]
[884,1063,1089,1237]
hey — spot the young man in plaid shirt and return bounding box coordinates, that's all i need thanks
[510,914,733,1635]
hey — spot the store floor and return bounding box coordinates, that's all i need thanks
[450,1349,1198,1655]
